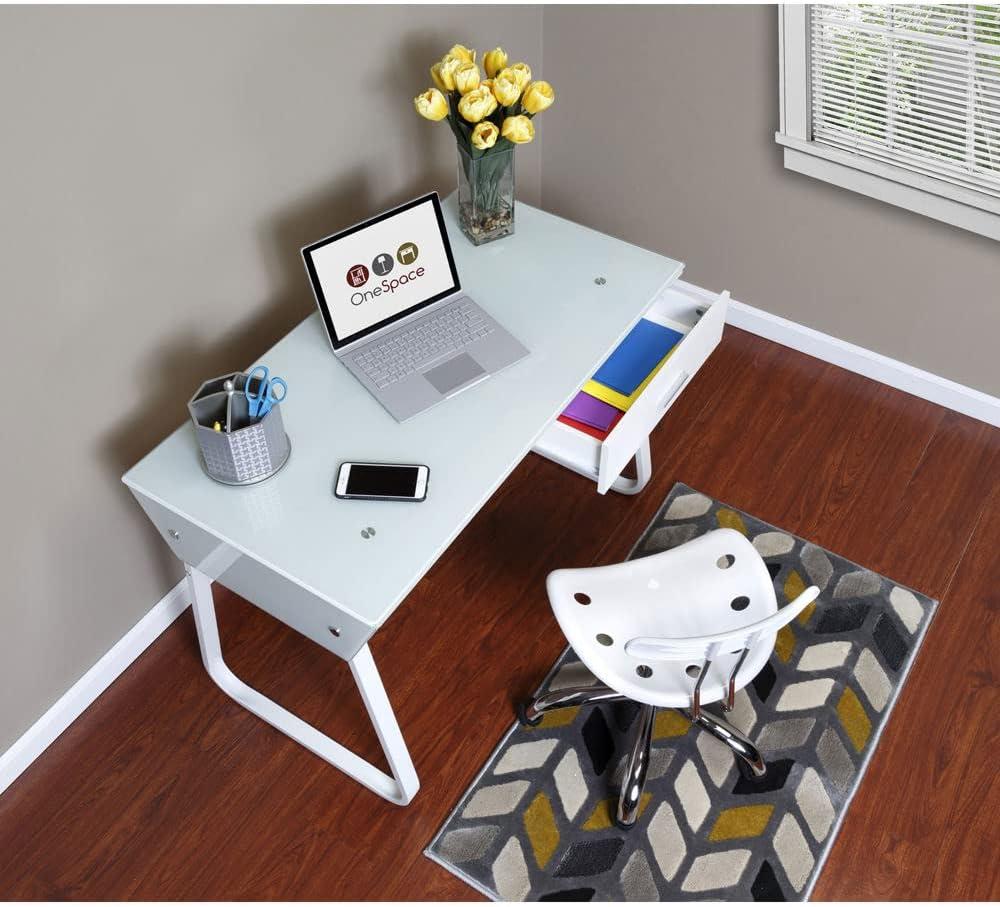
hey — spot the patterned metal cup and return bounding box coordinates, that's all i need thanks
[188,373,291,485]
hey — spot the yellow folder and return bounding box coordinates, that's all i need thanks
[582,347,678,412]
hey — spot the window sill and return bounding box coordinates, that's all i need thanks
[774,134,1000,242]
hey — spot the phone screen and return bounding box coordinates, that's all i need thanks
[346,464,420,498]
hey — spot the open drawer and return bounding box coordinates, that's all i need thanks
[533,281,729,494]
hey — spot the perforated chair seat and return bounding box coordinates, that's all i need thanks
[548,528,786,708]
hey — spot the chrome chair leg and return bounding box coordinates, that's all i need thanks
[690,658,712,719]
[723,647,750,712]
[683,707,767,778]
[616,704,656,829]
[518,685,627,726]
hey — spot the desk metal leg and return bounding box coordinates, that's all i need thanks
[609,438,653,495]
[185,565,419,806]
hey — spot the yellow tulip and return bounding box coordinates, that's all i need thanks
[414,88,449,122]
[481,78,494,94]
[521,80,555,114]
[454,61,481,95]
[448,43,476,64]
[501,114,534,144]
[435,54,464,91]
[508,62,532,90]
[471,121,500,150]
[457,85,497,123]
[430,61,447,92]
[492,70,522,107]
[483,47,508,79]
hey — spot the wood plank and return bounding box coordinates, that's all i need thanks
[812,435,1000,900]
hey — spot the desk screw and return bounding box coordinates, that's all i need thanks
[361,526,376,539]
[329,626,342,638]
[594,277,607,286]
[168,529,181,541]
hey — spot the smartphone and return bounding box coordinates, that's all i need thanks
[335,462,429,502]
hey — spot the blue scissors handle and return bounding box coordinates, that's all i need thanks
[245,366,269,418]
[263,377,287,415]
[245,366,288,419]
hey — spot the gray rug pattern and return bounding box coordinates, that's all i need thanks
[426,483,938,901]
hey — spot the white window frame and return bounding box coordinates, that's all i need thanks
[776,5,1000,242]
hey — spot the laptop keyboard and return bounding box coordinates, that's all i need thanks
[354,301,495,389]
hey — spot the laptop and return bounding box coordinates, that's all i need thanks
[301,193,528,422]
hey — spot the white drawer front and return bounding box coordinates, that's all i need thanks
[598,291,728,492]
[131,493,374,659]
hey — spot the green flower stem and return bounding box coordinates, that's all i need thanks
[444,89,520,219]
[459,142,512,214]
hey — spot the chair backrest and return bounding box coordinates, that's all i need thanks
[623,585,820,662]
[545,528,802,709]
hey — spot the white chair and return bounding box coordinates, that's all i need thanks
[518,528,820,829]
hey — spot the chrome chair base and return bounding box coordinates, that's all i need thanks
[683,707,767,778]
[518,684,628,725]
[616,703,656,829]
[518,689,767,828]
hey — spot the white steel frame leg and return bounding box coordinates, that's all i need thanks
[185,565,419,806]
[609,438,653,495]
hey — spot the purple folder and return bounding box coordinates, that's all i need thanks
[563,391,621,431]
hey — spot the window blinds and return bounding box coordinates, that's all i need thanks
[810,5,1000,198]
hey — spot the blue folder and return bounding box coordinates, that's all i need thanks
[592,319,685,396]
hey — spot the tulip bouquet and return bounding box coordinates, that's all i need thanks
[414,43,555,244]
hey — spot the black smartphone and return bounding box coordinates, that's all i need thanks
[334,462,429,502]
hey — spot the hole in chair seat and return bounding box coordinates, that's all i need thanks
[686,664,701,678]
[717,554,735,569]
[636,665,653,678]
[596,633,613,646]
[731,595,750,611]
[574,592,591,605]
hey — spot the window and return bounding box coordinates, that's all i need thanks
[777,5,1000,240]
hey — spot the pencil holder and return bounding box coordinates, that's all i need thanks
[188,372,291,486]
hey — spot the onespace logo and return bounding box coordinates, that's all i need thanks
[346,263,369,288]
[345,242,424,306]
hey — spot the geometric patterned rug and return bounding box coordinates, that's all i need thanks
[425,482,937,901]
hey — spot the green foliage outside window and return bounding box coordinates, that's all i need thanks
[813,4,1000,179]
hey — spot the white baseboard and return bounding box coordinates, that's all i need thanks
[679,280,1000,428]
[0,580,190,798]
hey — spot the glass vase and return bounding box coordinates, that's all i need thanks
[456,144,515,246]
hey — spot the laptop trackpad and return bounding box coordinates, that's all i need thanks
[423,353,486,396]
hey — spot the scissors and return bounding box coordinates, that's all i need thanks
[244,365,288,419]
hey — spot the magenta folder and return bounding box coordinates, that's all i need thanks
[562,391,621,431]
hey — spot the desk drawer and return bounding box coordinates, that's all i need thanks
[132,493,374,660]
[534,282,728,494]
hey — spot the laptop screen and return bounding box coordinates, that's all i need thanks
[301,193,461,350]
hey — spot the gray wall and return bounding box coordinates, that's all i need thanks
[0,5,542,753]
[540,5,1000,396]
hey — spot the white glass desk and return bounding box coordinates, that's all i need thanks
[122,196,683,805]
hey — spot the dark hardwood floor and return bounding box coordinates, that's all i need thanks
[1,326,997,900]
